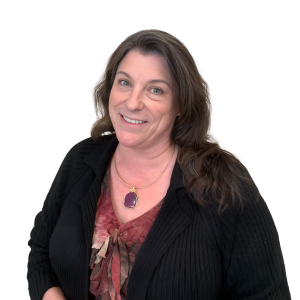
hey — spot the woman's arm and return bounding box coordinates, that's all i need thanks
[27,137,100,299]
[218,186,291,299]
[42,287,66,300]
[27,162,65,299]
[27,142,80,300]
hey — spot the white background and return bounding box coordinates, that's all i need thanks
[0,1,299,298]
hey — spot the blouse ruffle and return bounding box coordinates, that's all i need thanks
[89,169,163,300]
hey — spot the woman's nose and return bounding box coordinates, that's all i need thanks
[126,88,145,111]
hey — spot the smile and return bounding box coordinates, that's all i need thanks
[122,115,147,124]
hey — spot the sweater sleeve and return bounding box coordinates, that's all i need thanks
[218,186,291,299]
[27,161,64,300]
[27,138,95,300]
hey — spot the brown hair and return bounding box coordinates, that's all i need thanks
[91,29,259,211]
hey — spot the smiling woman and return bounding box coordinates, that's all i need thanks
[109,49,179,151]
[27,29,291,300]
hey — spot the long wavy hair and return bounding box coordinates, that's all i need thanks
[91,29,258,210]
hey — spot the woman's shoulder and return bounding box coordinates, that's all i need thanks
[53,134,116,189]
[203,180,266,229]
[199,180,278,254]
[63,134,116,164]
[68,134,115,154]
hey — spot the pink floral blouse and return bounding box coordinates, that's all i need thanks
[89,169,163,300]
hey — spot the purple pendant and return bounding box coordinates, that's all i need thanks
[124,191,138,208]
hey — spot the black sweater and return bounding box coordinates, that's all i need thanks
[27,135,291,300]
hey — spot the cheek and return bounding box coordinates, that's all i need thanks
[108,91,118,113]
[109,89,124,108]
[156,107,178,128]
[165,108,179,128]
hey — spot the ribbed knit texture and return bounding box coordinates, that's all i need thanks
[27,135,291,300]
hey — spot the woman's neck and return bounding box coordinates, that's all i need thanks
[113,139,178,186]
[117,140,174,162]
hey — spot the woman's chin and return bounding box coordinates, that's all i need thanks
[115,131,147,149]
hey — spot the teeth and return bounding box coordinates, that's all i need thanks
[122,115,146,124]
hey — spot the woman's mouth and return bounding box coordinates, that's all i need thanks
[122,115,147,124]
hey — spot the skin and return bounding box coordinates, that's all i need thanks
[109,49,180,224]
[42,287,66,300]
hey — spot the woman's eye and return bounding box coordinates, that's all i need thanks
[150,88,162,94]
[118,80,162,94]
[119,80,130,86]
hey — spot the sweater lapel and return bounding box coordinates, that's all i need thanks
[127,162,191,300]
[79,135,119,267]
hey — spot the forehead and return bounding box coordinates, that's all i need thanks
[117,49,172,81]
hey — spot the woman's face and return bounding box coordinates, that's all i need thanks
[109,49,179,150]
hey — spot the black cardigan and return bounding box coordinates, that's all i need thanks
[27,135,291,300]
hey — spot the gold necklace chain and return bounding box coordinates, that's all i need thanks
[113,146,175,190]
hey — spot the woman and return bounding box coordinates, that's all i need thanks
[27,29,291,300]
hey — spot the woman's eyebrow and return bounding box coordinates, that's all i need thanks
[116,71,171,88]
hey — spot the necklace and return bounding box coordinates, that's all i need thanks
[113,146,175,208]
